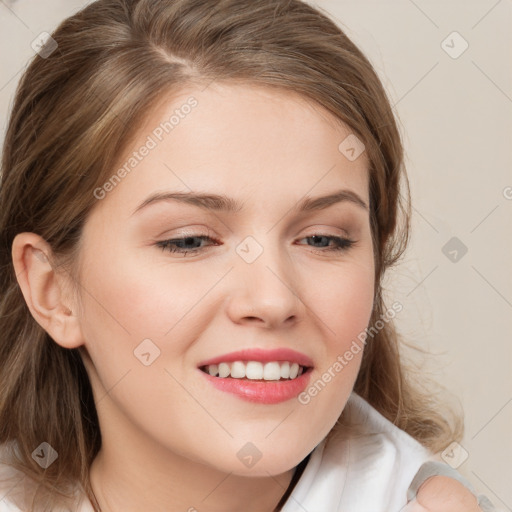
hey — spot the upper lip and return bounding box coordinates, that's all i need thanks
[197,348,314,368]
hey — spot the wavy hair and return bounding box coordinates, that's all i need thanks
[0,0,463,510]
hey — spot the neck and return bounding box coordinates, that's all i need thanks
[89,448,296,512]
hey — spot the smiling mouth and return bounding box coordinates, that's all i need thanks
[199,361,311,381]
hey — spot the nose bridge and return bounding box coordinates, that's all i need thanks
[236,232,289,285]
[227,233,301,325]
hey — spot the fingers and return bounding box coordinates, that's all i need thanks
[402,498,429,512]
[408,476,482,512]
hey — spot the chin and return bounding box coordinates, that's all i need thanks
[227,458,301,478]
[209,438,315,478]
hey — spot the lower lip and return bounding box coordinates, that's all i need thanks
[200,370,312,404]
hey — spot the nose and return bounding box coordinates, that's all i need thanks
[225,239,302,329]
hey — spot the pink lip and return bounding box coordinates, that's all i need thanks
[197,348,314,404]
[200,369,312,404]
[197,348,314,368]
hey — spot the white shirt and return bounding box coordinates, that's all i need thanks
[0,391,498,511]
[281,391,498,511]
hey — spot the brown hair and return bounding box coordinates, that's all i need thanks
[0,0,463,510]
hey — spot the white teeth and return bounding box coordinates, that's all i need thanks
[246,361,263,380]
[289,363,299,379]
[218,362,230,378]
[263,362,281,380]
[203,361,307,380]
[280,362,290,379]
[231,361,246,378]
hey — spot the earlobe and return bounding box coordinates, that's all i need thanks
[11,232,84,349]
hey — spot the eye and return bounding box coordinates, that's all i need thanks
[155,233,355,257]
[296,235,356,253]
[155,235,218,257]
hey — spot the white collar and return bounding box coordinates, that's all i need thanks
[280,391,433,511]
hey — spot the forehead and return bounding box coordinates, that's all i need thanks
[93,81,370,219]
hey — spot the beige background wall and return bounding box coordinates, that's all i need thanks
[1,0,511,508]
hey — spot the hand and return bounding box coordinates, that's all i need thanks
[403,476,482,512]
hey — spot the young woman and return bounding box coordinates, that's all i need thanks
[0,0,499,511]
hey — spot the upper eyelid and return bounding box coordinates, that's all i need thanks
[149,215,363,241]
[144,206,366,235]
[161,228,353,240]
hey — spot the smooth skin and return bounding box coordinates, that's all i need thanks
[11,82,484,511]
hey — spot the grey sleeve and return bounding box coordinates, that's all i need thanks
[406,461,498,511]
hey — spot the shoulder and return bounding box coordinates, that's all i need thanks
[0,442,93,512]
[0,442,24,512]
[282,392,499,511]
[334,393,499,510]
[282,391,436,510]
[331,391,435,475]
[0,499,23,512]
[329,391,437,499]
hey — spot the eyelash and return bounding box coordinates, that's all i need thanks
[155,234,356,257]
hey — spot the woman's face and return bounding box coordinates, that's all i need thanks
[76,82,375,477]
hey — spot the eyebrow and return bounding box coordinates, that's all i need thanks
[131,188,368,216]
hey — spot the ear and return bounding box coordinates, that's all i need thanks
[11,232,84,349]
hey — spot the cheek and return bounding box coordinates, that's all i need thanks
[77,245,227,404]
[310,260,375,349]
[76,254,211,450]
[294,261,374,436]
[79,248,206,341]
